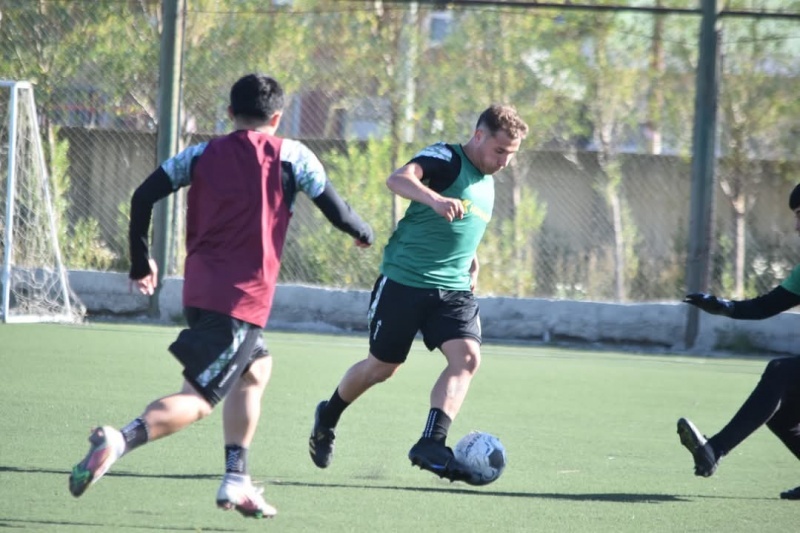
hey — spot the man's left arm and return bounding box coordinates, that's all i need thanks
[288,139,373,247]
[311,181,374,247]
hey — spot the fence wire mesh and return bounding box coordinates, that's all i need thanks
[1,0,799,302]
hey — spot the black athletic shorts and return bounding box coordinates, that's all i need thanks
[168,307,267,407]
[367,275,481,364]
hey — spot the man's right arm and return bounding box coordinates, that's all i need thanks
[129,167,173,280]
[129,143,203,282]
[684,286,800,319]
[685,262,800,319]
[729,286,800,319]
[386,161,464,222]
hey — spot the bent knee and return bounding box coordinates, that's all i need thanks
[197,401,214,419]
[441,339,481,374]
[371,374,391,385]
[369,367,399,385]
[764,357,800,383]
[365,357,401,384]
[241,356,273,388]
[465,351,481,373]
[177,382,214,419]
[455,350,480,375]
[451,348,481,374]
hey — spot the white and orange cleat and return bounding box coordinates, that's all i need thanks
[69,426,125,497]
[216,473,277,519]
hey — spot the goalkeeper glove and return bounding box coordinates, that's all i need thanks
[683,293,734,316]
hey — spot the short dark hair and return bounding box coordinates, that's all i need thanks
[476,104,529,140]
[790,183,800,210]
[229,74,284,121]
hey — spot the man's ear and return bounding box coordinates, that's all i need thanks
[227,106,234,120]
[269,111,283,129]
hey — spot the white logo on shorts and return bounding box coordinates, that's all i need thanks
[219,363,238,388]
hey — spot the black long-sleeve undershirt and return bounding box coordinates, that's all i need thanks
[129,168,173,280]
[127,169,374,281]
[730,285,800,320]
[312,181,374,246]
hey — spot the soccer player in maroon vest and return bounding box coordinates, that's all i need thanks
[68,74,373,518]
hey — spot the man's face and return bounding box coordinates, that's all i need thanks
[794,208,800,235]
[473,128,523,175]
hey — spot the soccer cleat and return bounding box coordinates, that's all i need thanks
[677,417,719,477]
[408,437,471,483]
[308,401,336,468]
[69,426,125,497]
[216,473,277,519]
[780,486,800,500]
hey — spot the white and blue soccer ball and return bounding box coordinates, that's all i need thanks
[453,431,507,486]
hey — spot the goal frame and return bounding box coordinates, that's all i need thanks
[1,80,76,323]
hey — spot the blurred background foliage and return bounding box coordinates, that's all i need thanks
[1,0,799,301]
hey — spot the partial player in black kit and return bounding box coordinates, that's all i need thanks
[677,183,800,500]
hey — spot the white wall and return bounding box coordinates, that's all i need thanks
[68,270,800,356]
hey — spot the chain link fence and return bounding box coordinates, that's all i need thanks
[1,0,799,302]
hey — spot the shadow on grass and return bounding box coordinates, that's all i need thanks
[0,465,217,481]
[2,465,775,504]
[0,517,241,531]
[273,479,702,503]
[0,466,247,531]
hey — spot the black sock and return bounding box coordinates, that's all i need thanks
[120,417,149,454]
[320,389,349,428]
[225,445,248,474]
[422,408,452,444]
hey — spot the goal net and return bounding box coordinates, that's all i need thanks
[0,80,84,323]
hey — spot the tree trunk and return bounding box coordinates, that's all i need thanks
[732,192,746,299]
[648,0,664,154]
[609,190,626,301]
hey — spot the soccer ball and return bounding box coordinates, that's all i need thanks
[453,431,507,486]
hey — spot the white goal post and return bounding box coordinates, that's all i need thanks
[0,80,83,323]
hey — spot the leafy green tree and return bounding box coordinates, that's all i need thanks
[480,184,547,296]
[50,129,117,270]
[557,12,646,301]
[716,14,800,298]
[281,138,404,288]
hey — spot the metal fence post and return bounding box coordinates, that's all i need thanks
[150,0,185,318]
[684,0,721,348]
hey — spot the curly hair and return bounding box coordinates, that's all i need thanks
[476,105,529,140]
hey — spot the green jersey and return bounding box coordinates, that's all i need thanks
[381,143,493,290]
[781,264,800,295]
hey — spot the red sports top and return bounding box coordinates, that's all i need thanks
[182,131,288,327]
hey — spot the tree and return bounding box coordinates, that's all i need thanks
[716,14,800,298]
[284,138,401,288]
[589,13,648,301]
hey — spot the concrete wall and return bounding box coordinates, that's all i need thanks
[69,270,800,356]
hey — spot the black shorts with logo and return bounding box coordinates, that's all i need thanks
[367,275,481,364]
[168,307,268,406]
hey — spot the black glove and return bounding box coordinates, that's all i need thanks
[683,293,734,316]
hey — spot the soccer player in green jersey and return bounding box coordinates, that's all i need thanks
[308,105,528,482]
[678,183,800,500]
